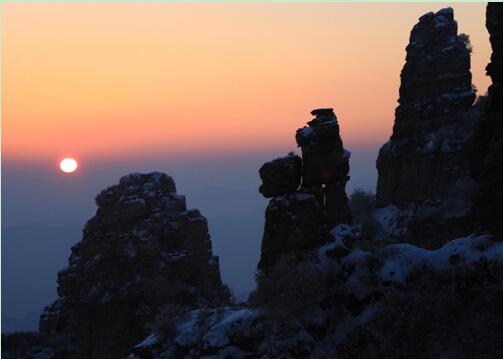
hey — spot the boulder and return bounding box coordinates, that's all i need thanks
[259,154,302,198]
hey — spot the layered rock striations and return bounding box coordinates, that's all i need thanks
[472,3,503,237]
[39,172,230,359]
[258,109,352,270]
[376,8,480,247]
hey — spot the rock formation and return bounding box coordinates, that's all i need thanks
[376,7,480,247]
[259,154,302,198]
[257,109,352,270]
[472,3,503,237]
[39,172,230,359]
[296,109,352,227]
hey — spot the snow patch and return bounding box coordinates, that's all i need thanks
[134,334,159,349]
[203,308,260,348]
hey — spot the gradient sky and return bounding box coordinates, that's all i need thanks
[1,3,494,332]
[2,3,491,163]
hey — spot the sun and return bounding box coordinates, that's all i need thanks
[60,157,78,173]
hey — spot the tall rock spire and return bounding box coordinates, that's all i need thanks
[375,8,480,247]
[472,3,503,236]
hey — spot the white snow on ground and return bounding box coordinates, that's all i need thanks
[319,224,355,263]
[377,234,503,284]
[175,307,261,349]
[320,229,502,293]
[175,310,202,347]
[203,308,260,348]
[134,334,159,349]
[373,205,404,240]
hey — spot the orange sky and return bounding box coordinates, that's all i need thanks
[2,3,491,162]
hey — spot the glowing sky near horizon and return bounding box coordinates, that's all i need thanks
[2,3,491,162]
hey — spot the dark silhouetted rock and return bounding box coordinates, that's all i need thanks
[296,109,347,186]
[472,3,503,237]
[258,109,352,270]
[258,192,325,270]
[39,172,230,359]
[259,154,302,198]
[376,8,479,248]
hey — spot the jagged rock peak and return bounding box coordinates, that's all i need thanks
[375,8,480,248]
[40,172,230,359]
[396,7,475,134]
[307,108,338,127]
[471,3,503,236]
[95,172,176,209]
[295,108,347,187]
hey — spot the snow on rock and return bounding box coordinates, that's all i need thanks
[348,234,503,287]
[175,307,262,349]
[377,234,503,284]
[175,310,203,347]
[134,334,159,349]
[319,224,357,263]
[202,308,261,349]
[375,7,478,248]
[373,205,412,241]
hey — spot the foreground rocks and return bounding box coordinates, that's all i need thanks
[130,228,503,359]
[39,172,230,359]
[376,7,480,248]
[258,109,352,270]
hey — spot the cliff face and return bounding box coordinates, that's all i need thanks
[472,3,503,237]
[258,109,352,270]
[39,172,229,359]
[376,7,480,248]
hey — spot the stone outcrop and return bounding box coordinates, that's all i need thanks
[39,172,230,359]
[472,3,503,237]
[376,8,480,248]
[296,109,352,227]
[258,192,326,270]
[258,109,352,270]
[259,155,302,198]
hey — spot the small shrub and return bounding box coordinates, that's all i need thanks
[150,303,189,339]
[349,189,376,222]
[195,306,213,329]
[252,256,340,317]
[459,33,473,54]
[349,189,380,241]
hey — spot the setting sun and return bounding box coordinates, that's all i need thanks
[59,157,78,173]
